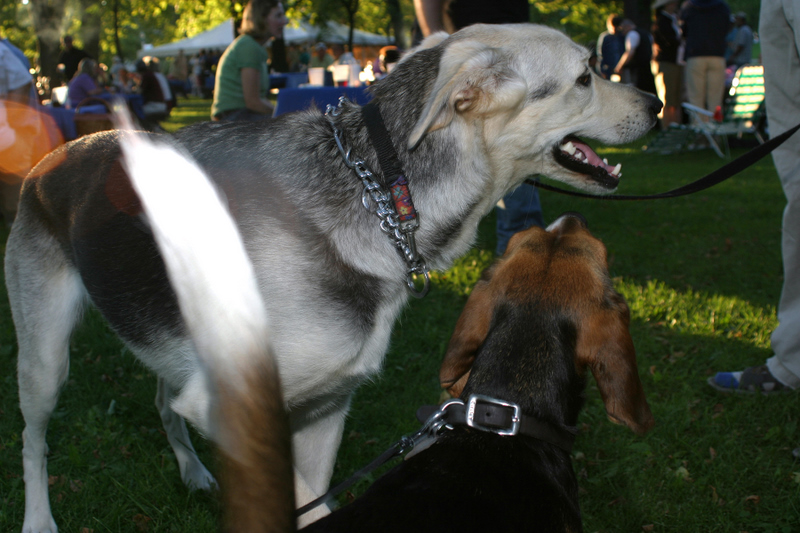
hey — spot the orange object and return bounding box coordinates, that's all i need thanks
[0,100,63,181]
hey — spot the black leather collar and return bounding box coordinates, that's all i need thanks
[416,394,578,453]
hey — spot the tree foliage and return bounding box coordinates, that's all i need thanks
[531,0,622,45]
[1,0,765,82]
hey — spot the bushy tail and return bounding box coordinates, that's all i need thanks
[117,117,295,532]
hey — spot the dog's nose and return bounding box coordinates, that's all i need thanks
[646,94,663,117]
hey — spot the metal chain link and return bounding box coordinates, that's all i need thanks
[326,98,430,298]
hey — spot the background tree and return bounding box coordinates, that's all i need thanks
[0,0,763,88]
[531,0,621,45]
[28,0,68,82]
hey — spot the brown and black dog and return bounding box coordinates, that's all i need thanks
[301,212,654,532]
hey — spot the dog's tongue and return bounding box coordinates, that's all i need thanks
[560,138,622,177]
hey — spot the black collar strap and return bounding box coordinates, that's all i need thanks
[526,121,800,200]
[361,101,404,186]
[416,394,578,453]
[361,101,420,227]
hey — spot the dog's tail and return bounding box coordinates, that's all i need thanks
[117,120,295,532]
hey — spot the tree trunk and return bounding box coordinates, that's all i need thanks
[113,0,123,60]
[386,0,405,49]
[624,0,652,31]
[29,0,67,83]
[80,5,102,61]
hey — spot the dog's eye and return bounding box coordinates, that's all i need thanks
[577,74,591,87]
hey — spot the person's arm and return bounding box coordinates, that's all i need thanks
[87,81,105,97]
[414,0,446,37]
[732,28,748,59]
[614,32,639,74]
[240,67,273,115]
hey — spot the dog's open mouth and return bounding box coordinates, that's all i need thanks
[553,136,621,189]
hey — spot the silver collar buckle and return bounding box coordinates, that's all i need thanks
[466,394,522,436]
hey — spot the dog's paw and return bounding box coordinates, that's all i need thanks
[181,462,218,492]
[22,514,58,533]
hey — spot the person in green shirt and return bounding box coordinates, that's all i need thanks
[308,43,334,69]
[211,0,287,121]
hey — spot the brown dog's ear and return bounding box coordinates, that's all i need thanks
[579,302,654,435]
[408,40,526,150]
[439,279,496,397]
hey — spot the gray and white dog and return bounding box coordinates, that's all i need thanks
[6,24,660,532]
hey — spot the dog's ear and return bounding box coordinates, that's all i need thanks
[578,297,654,435]
[408,40,527,150]
[439,279,496,397]
[412,31,450,53]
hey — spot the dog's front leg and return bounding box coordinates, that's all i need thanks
[291,393,352,527]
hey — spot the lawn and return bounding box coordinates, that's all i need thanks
[1,97,798,532]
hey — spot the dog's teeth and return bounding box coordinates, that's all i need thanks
[561,141,576,156]
[603,158,608,165]
[611,163,622,176]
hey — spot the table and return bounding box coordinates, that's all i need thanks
[273,86,373,116]
[269,72,310,89]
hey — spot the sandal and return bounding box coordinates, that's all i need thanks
[707,365,791,394]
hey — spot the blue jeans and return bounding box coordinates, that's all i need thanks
[495,183,545,255]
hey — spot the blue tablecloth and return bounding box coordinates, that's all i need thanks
[273,86,373,116]
[43,92,147,141]
[269,72,310,89]
[42,105,77,141]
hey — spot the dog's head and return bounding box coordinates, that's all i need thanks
[399,24,661,195]
[439,213,654,435]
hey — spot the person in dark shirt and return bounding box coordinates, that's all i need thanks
[680,0,731,115]
[597,14,625,80]
[652,0,683,127]
[614,19,657,94]
[57,35,90,84]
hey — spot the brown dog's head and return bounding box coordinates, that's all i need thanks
[439,213,654,435]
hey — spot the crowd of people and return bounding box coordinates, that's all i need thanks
[597,0,754,131]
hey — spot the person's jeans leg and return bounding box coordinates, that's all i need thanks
[495,183,544,256]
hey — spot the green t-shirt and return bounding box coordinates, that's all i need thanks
[211,34,269,117]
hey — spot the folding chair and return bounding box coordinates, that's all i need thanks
[681,64,766,158]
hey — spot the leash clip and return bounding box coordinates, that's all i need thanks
[420,398,463,436]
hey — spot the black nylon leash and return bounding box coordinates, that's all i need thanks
[525,122,800,200]
[294,436,415,518]
[361,100,405,185]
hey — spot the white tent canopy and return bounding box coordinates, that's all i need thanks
[138,19,392,59]
[138,19,235,58]
[316,21,394,46]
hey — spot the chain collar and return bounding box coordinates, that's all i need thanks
[326,98,430,298]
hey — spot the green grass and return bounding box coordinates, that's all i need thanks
[2,98,799,532]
